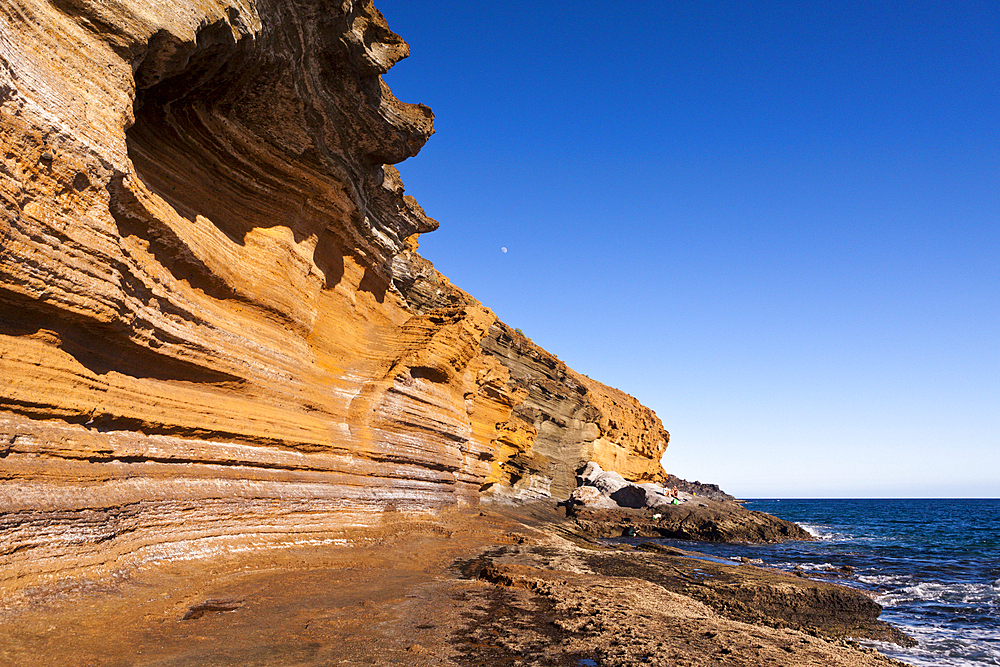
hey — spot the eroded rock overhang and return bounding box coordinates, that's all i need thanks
[0,0,668,586]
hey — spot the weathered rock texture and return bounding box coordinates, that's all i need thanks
[568,502,814,543]
[0,0,668,586]
[0,505,911,666]
[662,473,736,502]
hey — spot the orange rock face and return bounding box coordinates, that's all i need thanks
[0,0,668,585]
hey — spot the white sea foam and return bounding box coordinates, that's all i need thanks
[857,573,910,587]
[729,556,765,565]
[876,580,1000,608]
[784,561,839,572]
[866,624,1000,667]
[795,522,846,540]
[865,638,1000,667]
[796,522,825,538]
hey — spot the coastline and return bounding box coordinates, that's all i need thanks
[0,502,913,666]
[733,498,1000,667]
[0,2,988,666]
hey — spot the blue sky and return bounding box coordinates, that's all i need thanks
[375,1,999,498]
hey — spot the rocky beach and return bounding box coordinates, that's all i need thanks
[1,499,914,666]
[1,0,915,664]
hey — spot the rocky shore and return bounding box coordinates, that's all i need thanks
[0,501,912,666]
[1,1,913,664]
[564,462,813,542]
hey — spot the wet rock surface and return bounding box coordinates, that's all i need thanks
[589,543,914,647]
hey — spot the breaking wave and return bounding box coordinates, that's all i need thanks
[876,579,1000,609]
[795,522,846,540]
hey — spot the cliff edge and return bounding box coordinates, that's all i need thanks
[0,0,668,587]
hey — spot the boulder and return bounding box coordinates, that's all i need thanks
[639,483,667,500]
[577,461,605,486]
[569,486,619,509]
[591,471,629,495]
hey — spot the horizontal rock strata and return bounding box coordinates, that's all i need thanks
[0,0,668,586]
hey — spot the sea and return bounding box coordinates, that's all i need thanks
[625,499,1000,667]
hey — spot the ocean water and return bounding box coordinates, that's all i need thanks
[636,499,1000,666]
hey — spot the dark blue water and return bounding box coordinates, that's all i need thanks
[633,499,1000,666]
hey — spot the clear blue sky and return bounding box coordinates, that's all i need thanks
[375,1,999,498]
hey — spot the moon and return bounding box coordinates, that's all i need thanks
[501,247,507,253]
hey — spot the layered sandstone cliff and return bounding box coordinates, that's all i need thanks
[0,0,668,587]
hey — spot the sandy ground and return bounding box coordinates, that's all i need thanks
[0,504,911,667]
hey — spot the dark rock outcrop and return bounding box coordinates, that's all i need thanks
[587,543,914,646]
[568,500,813,543]
[662,473,736,501]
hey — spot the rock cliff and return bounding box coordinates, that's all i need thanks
[0,0,668,587]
